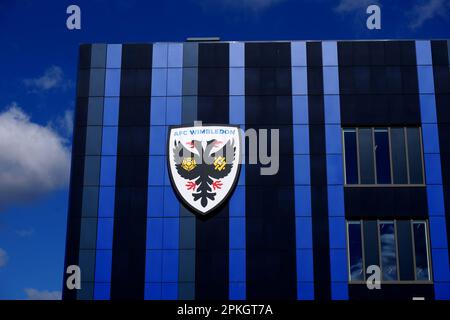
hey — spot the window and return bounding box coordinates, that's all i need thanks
[347,220,432,283]
[343,127,424,185]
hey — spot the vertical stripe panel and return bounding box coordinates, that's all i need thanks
[322,41,348,300]
[178,42,197,300]
[291,41,314,300]
[229,42,246,300]
[416,40,450,300]
[93,44,121,300]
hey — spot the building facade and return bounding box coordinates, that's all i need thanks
[63,40,450,300]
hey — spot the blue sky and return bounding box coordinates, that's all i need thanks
[0,0,449,300]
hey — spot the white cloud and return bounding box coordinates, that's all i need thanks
[0,248,8,267]
[24,288,62,300]
[23,66,71,92]
[408,0,449,29]
[15,227,35,237]
[0,103,71,209]
[334,0,380,13]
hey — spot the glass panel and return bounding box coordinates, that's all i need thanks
[348,222,364,281]
[344,129,358,184]
[413,222,430,281]
[379,222,398,281]
[407,128,424,184]
[358,128,375,184]
[391,128,408,184]
[374,128,392,184]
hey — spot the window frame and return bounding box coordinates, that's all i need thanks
[342,126,426,187]
[346,219,433,284]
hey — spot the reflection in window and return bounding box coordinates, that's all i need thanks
[348,222,364,281]
[358,128,375,184]
[343,127,424,185]
[391,128,408,184]
[413,222,431,281]
[374,128,391,184]
[407,128,424,184]
[344,129,359,184]
[379,222,398,281]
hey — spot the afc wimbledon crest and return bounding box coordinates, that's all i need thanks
[168,124,241,216]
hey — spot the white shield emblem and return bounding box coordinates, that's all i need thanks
[168,124,241,216]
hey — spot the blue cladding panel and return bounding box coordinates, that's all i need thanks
[416,40,450,299]
[229,186,245,217]
[148,156,165,186]
[230,68,245,95]
[103,98,119,125]
[291,48,315,300]
[147,187,164,217]
[145,283,161,300]
[427,185,445,216]
[429,217,449,249]
[293,125,309,154]
[229,96,245,125]
[329,217,346,249]
[150,97,166,125]
[146,218,163,249]
[98,187,115,217]
[152,43,168,68]
[106,44,122,68]
[167,68,183,96]
[96,218,114,249]
[297,282,314,300]
[101,127,118,155]
[327,185,345,217]
[297,249,314,281]
[229,42,246,300]
[295,186,311,217]
[291,42,307,67]
[292,96,309,125]
[151,68,167,97]
[325,125,343,154]
[162,251,178,282]
[162,283,178,300]
[292,67,308,95]
[294,155,310,185]
[163,219,180,249]
[99,156,117,186]
[104,69,121,96]
[420,95,438,124]
[323,41,348,300]
[424,154,443,185]
[324,96,341,124]
[94,283,110,300]
[145,250,162,282]
[230,42,244,67]
[416,41,433,65]
[322,41,338,66]
[166,97,182,125]
[164,187,179,217]
[323,67,340,94]
[149,126,167,155]
[229,250,246,282]
[417,66,435,94]
[94,250,112,283]
[229,218,246,249]
[168,43,183,68]
[296,218,313,249]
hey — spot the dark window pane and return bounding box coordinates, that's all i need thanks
[391,128,408,184]
[379,222,398,281]
[413,222,430,281]
[407,128,424,184]
[374,129,392,184]
[358,128,375,184]
[348,222,364,281]
[344,129,359,184]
